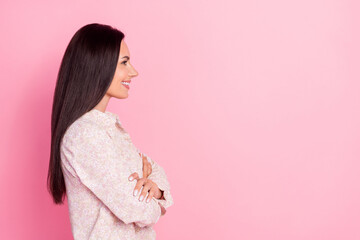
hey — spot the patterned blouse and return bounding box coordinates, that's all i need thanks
[60,108,174,239]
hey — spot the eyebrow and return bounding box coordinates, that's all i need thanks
[121,56,130,60]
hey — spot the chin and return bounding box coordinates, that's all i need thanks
[114,93,129,99]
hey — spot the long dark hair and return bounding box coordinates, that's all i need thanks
[47,23,125,204]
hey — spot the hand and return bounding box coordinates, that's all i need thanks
[139,152,152,179]
[128,172,162,203]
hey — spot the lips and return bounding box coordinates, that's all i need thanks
[121,81,130,89]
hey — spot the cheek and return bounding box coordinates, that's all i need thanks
[108,67,129,95]
[112,76,126,89]
[115,70,127,82]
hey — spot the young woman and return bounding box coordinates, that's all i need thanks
[47,23,173,239]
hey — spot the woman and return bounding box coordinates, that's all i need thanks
[47,23,174,239]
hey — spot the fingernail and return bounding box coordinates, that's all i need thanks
[146,198,150,203]
[139,195,144,201]
[129,176,134,181]
[133,189,138,196]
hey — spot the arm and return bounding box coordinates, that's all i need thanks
[61,128,162,228]
[135,148,174,213]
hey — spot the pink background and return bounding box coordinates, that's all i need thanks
[1,0,359,239]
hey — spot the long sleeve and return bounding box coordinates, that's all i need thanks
[61,127,162,228]
[135,148,174,212]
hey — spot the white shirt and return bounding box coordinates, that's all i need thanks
[60,108,174,239]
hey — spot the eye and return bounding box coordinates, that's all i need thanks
[121,60,128,65]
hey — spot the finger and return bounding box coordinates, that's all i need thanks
[128,172,139,181]
[128,172,138,181]
[133,178,146,197]
[144,155,152,164]
[148,163,152,175]
[142,158,152,178]
[144,161,151,172]
[145,161,152,170]
[145,188,155,203]
[138,181,153,201]
[142,153,152,163]
[138,181,153,202]
[141,155,146,165]
[142,163,149,179]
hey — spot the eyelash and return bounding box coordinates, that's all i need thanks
[121,60,128,65]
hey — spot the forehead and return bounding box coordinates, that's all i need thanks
[119,40,129,56]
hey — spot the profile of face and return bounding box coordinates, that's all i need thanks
[106,39,138,99]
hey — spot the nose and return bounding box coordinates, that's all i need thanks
[129,64,138,78]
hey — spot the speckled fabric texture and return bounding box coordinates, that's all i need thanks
[60,108,174,239]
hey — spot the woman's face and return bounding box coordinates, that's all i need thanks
[106,39,138,99]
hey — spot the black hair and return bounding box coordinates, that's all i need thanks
[47,23,125,204]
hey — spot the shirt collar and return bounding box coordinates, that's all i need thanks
[87,108,122,128]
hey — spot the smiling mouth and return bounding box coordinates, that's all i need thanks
[121,81,130,89]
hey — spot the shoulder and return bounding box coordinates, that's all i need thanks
[61,114,109,149]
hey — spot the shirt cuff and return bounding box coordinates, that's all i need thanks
[154,187,174,210]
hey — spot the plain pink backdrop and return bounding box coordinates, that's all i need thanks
[1,0,359,239]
